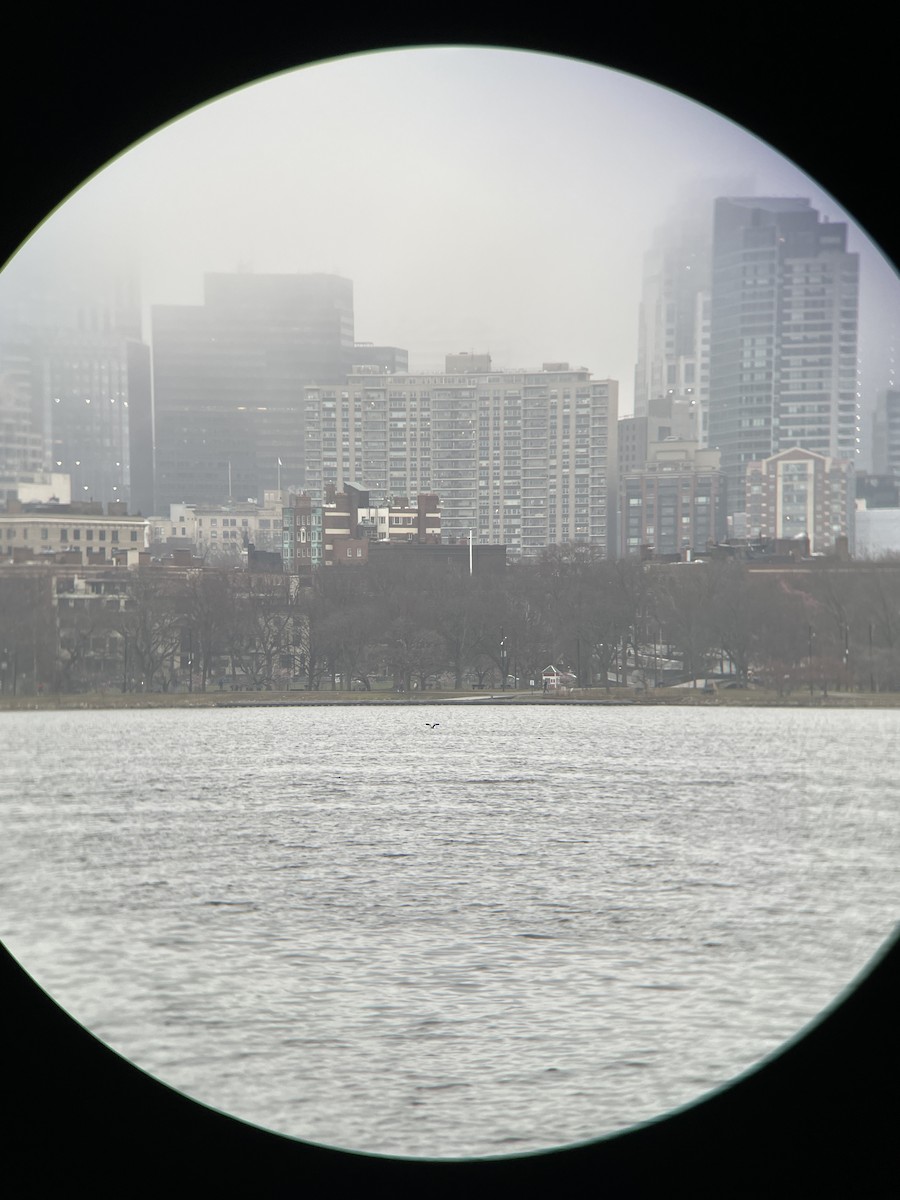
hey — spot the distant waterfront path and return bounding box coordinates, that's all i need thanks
[2,688,900,711]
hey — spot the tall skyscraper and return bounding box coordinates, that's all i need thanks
[708,197,860,512]
[0,264,149,510]
[151,273,358,509]
[45,328,135,507]
[302,362,618,558]
[634,211,710,425]
[635,182,767,444]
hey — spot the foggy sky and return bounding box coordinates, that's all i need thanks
[2,46,898,416]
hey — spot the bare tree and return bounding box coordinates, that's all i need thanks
[654,564,720,686]
[228,572,298,689]
[704,561,763,686]
[0,572,56,695]
[115,571,182,692]
[180,569,240,691]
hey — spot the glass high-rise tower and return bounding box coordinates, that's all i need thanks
[708,197,860,514]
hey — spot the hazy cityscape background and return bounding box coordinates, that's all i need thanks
[2,51,898,486]
[2,48,898,408]
[2,47,900,697]
[2,42,900,1168]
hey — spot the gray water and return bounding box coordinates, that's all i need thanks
[1,705,897,1158]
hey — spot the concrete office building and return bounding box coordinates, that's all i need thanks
[152,273,402,510]
[0,500,148,564]
[618,393,702,479]
[708,197,860,512]
[302,361,618,558]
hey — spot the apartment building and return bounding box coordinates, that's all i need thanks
[302,362,618,558]
[620,441,727,557]
[281,486,441,575]
[744,447,854,554]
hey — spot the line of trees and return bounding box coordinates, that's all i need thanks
[1,549,900,696]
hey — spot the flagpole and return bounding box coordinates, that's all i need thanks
[277,457,281,494]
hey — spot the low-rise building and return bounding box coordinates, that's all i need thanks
[854,505,900,559]
[282,486,442,576]
[0,500,148,564]
[149,490,287,560]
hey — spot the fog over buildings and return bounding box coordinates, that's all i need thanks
[1,46,899,542]
[3,48,896,397]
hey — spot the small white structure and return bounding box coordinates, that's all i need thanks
[541,664,577,692]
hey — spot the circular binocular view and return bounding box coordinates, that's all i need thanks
[1,46,898,1161]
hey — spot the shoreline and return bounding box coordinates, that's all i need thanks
[2,688,900,711]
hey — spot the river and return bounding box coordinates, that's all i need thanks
[1,704,897,1158]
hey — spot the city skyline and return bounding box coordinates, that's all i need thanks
[2,46,898,420]
[2,25,898,1193]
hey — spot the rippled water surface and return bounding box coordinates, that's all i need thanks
[1,705,897,1157]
